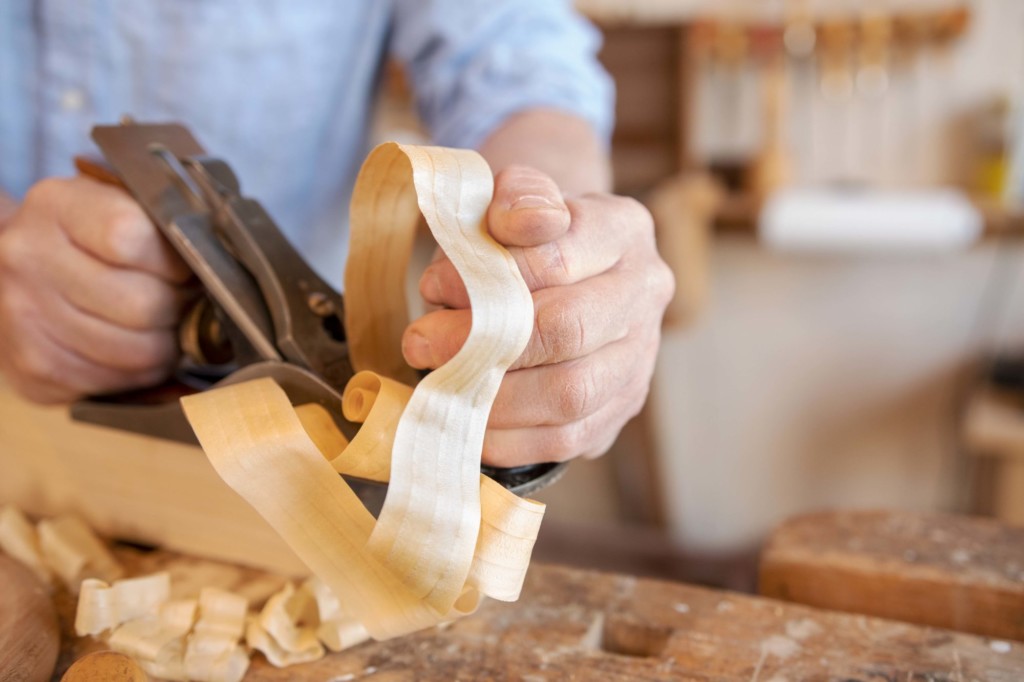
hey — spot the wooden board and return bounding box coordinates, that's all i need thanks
[53,547,1024,681]
[0,383,306,576]
[760,510,1024,642]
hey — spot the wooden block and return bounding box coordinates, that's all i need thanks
[0,384,306,576]
[760,510,1024,642]
[53,548,1024,680]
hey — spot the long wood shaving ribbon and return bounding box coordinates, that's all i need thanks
[181,143,545,641]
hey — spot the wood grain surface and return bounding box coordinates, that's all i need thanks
[760,510,1024,642]
[0,555,59,682]
[51,546,1024,682]
[0,384,307,576]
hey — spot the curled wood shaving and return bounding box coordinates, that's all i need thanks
[38,514,122,590]
[4,509,260,680]
[302,576,340,621]
[108,599,197,660]
[471,478,546,602]
[245,617,322,668]
[73,580,112,636]
[0,505,51,584]
[74,573,250,682]
[182,143,545,641]
[335,371,414,482]
[246,582,324,667]
[184,378,457,638]
[303,576,371,652]
[256,583,323,656]
[143,637,248,682]
[137,638,189,681]
[182,587,249,682]
[74,571,170,636]
[245,578,371,666]
[294,402,350,463]
[350,144,534,614]
[317,617,371,653]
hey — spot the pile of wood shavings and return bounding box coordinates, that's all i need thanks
[0,505,368,682]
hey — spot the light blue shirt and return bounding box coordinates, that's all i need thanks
[0,1,613,286]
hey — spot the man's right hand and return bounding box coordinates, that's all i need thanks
[0,177,194,404]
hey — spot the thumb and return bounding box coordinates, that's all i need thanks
[488,165,570,247]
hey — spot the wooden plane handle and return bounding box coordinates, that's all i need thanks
[74,155,128,191]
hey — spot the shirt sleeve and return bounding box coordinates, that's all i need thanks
[388,0,615,150]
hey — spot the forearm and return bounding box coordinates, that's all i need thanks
[477,109,612,196]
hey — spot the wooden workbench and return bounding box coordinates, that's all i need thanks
[53,547,1023,682]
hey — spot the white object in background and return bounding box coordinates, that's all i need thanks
[759,187,983,252]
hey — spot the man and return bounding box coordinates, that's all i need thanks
[0,1,673,468]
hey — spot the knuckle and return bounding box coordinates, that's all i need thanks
[557,381,588,422]
[25,177,66,207]
[556,360,600,421]
[621,376,650,423]
[133,364,173,388]
[620,196,655,235]
[121,334,174,371]
[121,284,170,328]
[13,343,59,386]
[99,208,148,264]
[588,427,623,460]
[534,298,584,362]
[652,258,676,306]
[523,239,574,286]
[548,421,590,461]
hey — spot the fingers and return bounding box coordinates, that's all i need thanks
[421,193,649,308]
[0,176,192,403]
[32,177,193,284]
[481,331,659,467]
[401,308,464,370]
[487,165,570,247]
[0,314,171,404]
[481,376,648,467]
[487,337,642,429]
[34,290,179,372]
[481,407,622,467]
[403,169,674,468]
[405,266,635,371]
[43,239,196,330]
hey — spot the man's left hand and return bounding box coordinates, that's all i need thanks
[402,166,675,467]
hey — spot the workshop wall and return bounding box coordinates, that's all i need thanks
[649,0,1024,552]
[655,239,1024,551]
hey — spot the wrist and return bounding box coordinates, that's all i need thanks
[479,109,612,196]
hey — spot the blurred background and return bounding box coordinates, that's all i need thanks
[382,0,1024,591]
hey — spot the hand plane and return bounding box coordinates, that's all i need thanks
[71,121,564,503]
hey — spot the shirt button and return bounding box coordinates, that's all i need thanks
[60,88,85,112]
